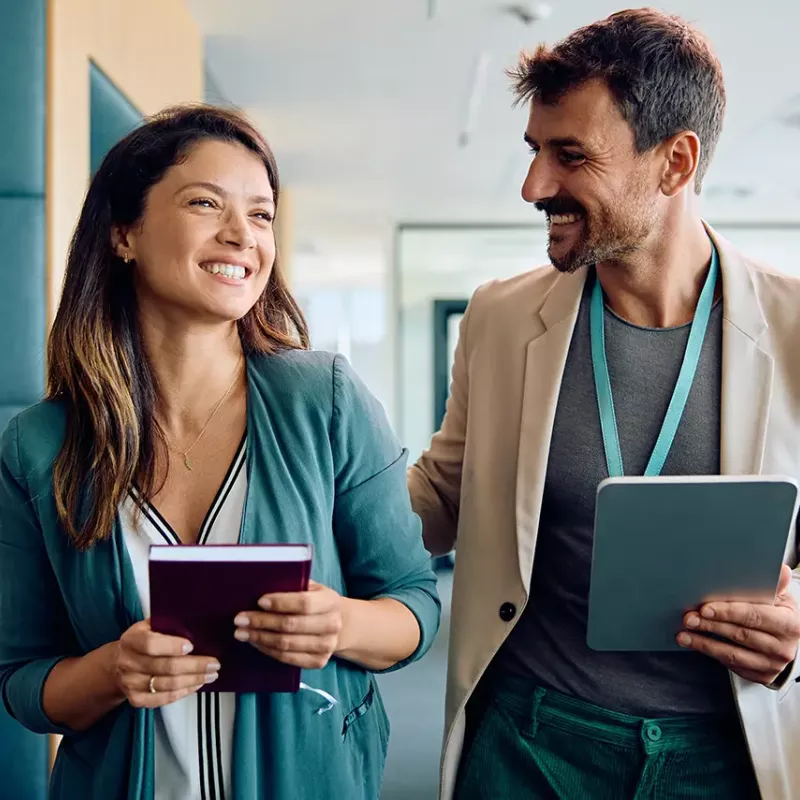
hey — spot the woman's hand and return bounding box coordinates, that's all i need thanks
[113,619,221,708]
[233,581,344,669]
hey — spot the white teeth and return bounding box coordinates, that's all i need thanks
[201,263,247,280]
[550,213,582,225]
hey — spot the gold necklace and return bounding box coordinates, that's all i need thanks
[169,360,243,471]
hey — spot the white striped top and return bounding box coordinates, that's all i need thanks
[120,434,247,800]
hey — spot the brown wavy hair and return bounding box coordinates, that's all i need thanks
[46,104,309,550]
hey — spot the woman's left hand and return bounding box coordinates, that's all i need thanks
[233,581,345,669]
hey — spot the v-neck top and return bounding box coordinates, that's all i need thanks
[120,434,247,800]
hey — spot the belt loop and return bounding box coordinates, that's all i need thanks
[530,687,545,737]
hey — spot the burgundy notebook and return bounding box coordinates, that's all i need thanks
[149,544,313,693]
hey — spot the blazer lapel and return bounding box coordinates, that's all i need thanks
[707,226,774,475]
[515,268,586,591]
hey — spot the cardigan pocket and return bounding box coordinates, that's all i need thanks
[52,736,95,783]
[340,677,391,800]
[341,677,390,744]
[342,680,376,739]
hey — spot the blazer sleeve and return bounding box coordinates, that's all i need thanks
[773,529,800,694]
[406,290,475,556]
[784,567,800,688]
[330,355,441,673]
[0,417,78,735]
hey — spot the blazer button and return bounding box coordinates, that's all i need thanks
[499,602,517,622]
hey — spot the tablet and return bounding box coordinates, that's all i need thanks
[587,475,799,652]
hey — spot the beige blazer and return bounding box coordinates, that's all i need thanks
[408,225,800,800]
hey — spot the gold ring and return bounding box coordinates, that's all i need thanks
[149,676,157,694]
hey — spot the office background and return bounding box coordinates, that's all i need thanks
[2,1,800,797]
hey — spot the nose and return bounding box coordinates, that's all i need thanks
[217,207,256,250]
[521,154,560,205]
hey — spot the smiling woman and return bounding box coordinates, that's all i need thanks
[48,106,305,550]
[0,105,440,800]
[114,140,281,339]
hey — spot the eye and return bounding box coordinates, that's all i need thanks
[252,210,274,223]
[560,151,586,165]
[527,146,540,158]
[189,197,219,209]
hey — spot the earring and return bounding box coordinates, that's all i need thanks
[123,253,130,264]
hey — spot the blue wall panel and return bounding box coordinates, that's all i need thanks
[0,0,46,193]
[0,197,46,402]
[0,19,144,800]
[90,61,142,173]
[0,1,50,797]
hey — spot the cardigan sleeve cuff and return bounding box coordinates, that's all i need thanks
[2,656,77,736]
[371,582,442,675]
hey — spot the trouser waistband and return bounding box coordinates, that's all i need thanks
[492,674,742,753]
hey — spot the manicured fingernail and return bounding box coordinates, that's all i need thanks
[235,629,250,641]
[702,606,715,619]
[207,663,221,673]
[234,615,250,627]
[686,614,700,628]
[205,672,219,683]
[258,598,271,610]
[678,633,692,647]
[183,643,194,654]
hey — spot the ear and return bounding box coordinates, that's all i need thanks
[659,131,701,197]
[110,225,136,262]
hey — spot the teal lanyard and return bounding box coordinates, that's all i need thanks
[590,245,719,478]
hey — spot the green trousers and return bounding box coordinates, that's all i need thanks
[454,676,761,800]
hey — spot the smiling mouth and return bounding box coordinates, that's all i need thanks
[199,262,252,281]
[548,213,584,226]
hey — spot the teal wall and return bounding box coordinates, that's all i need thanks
[0,0,50,797]
[0,46,144,800]
[90,61,142,174]
[0,0,47,434]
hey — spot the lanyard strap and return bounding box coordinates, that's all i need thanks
[590,245,719,478]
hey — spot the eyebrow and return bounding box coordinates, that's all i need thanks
[524,133,588,150]
[176,181,275,205]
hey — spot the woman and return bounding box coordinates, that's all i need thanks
[0,105,440,800]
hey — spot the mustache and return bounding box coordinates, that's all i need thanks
[534,196,586,217]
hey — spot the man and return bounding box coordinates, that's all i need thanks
[409,9,800,800]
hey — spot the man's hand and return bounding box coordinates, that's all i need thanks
[678,564,800,686]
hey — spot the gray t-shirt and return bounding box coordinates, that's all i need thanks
[496,276,735,717]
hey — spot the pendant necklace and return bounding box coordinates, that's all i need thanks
[171,360,243,471]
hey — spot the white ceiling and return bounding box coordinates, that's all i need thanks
[189,0,800,259]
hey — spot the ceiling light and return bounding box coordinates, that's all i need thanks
[502,3,553,25]
[459,52,491,148]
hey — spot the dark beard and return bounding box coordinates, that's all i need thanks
[538,176,655,273]
[548,219,596,274]
[536,196,594,273]
[549,223,641,274]
[548,208,651,274]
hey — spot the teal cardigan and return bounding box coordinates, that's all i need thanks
[0,351,441,800]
